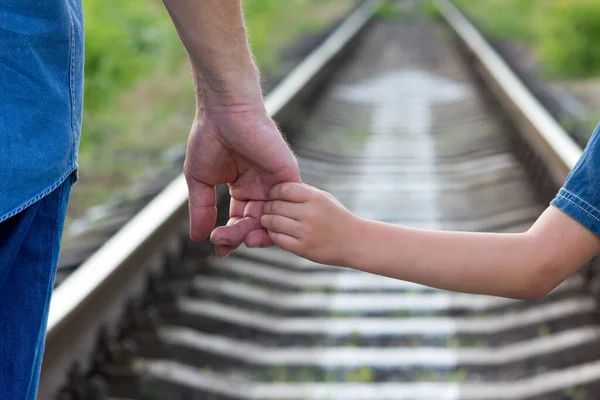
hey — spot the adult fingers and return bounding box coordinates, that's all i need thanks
[211,197,255,247]
[186,177,217,241]
[263,200,304,220]
[230,198,247,220]
[215,244,237,257]
[243,200,264,220]
[213,217,242,257]
[215,214,273,254]
[210,216,261,246]
[240,200,274,247]
[268,182,312,202]
[261,215,300,238]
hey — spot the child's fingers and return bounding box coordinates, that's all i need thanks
[263,200,303,220]
[267,231,301,253]
[269,182,312,203]
[261,215,300,237]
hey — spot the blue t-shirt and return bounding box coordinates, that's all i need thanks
[0,0,83,223]
[552,123,600,237]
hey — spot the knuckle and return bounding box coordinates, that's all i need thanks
[272,202,281,215]
[263,202,272,215]
[270,184,282,199]
[183,162,193,179]
[261,214,271,227]
[273,201,284,215]
[279,183,292,198]
[272,217,283,230]
[272,234,287,249]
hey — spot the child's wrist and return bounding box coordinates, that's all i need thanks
[339,216,368,269]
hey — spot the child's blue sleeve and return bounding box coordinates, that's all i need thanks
[551,123,600,237]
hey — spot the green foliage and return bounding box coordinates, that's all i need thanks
[537,0,600,77]
[453,0,540,43]
[82,0,346,118]
[419,0,441,19]
[562,386,588,400]
[243,0,344,75]
[586,112,600,133]
[83,0,180,113]
[70,0,353,216]
[345,367,374,382]
[449,368,468,382]
[538,324,552,337]
[455,0,600,78]
[375,1,405,20]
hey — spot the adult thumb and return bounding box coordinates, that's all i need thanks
[186,176,217,241]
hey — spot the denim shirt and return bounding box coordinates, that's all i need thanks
[0,0,83,223]
[552,123,600,237]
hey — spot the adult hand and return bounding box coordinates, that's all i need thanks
[184,104,300,257]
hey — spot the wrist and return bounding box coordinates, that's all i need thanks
[193,65,264,108]
[339,216,369,270]
[200,101,273,137]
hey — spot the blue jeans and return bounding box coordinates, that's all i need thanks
[0,175,73,399]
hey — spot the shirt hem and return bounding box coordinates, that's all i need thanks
[551,188,600,238]
[0,166,78,224]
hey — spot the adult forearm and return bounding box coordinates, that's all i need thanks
[162,0,263,107]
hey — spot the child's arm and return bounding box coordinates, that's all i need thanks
[261,183,600,300]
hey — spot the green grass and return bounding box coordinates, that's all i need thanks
[68,0,355,221]
[454,0,600,78]
[345,367,374,382]
[453,0,539,43]
[245,0,351,74]
[449,368,468,383]
[83,0,181,114]
[537,1,600,77]
[419,0,442,19]
[375,1,405,20]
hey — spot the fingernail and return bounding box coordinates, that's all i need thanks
[214,240,229,245]
[215,248,231,258]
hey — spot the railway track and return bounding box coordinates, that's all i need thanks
[41,1,600,399]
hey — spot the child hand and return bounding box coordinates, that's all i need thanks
[261,182,362,265]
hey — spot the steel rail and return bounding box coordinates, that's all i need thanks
[435,0,583,186]
[39,1,382,398]
[39,0,589,397]
[431,1,590,398]
[134,4,594,399]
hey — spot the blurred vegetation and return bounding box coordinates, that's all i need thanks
[243,0,348,75]
[82,0,348,117]
[419,0,441,20]
[69,0,353,219]
[539,0,600,77]
[375,1,405,20]
[454,0,600,78]
[81,0,182,159]
[83,0,180,113]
